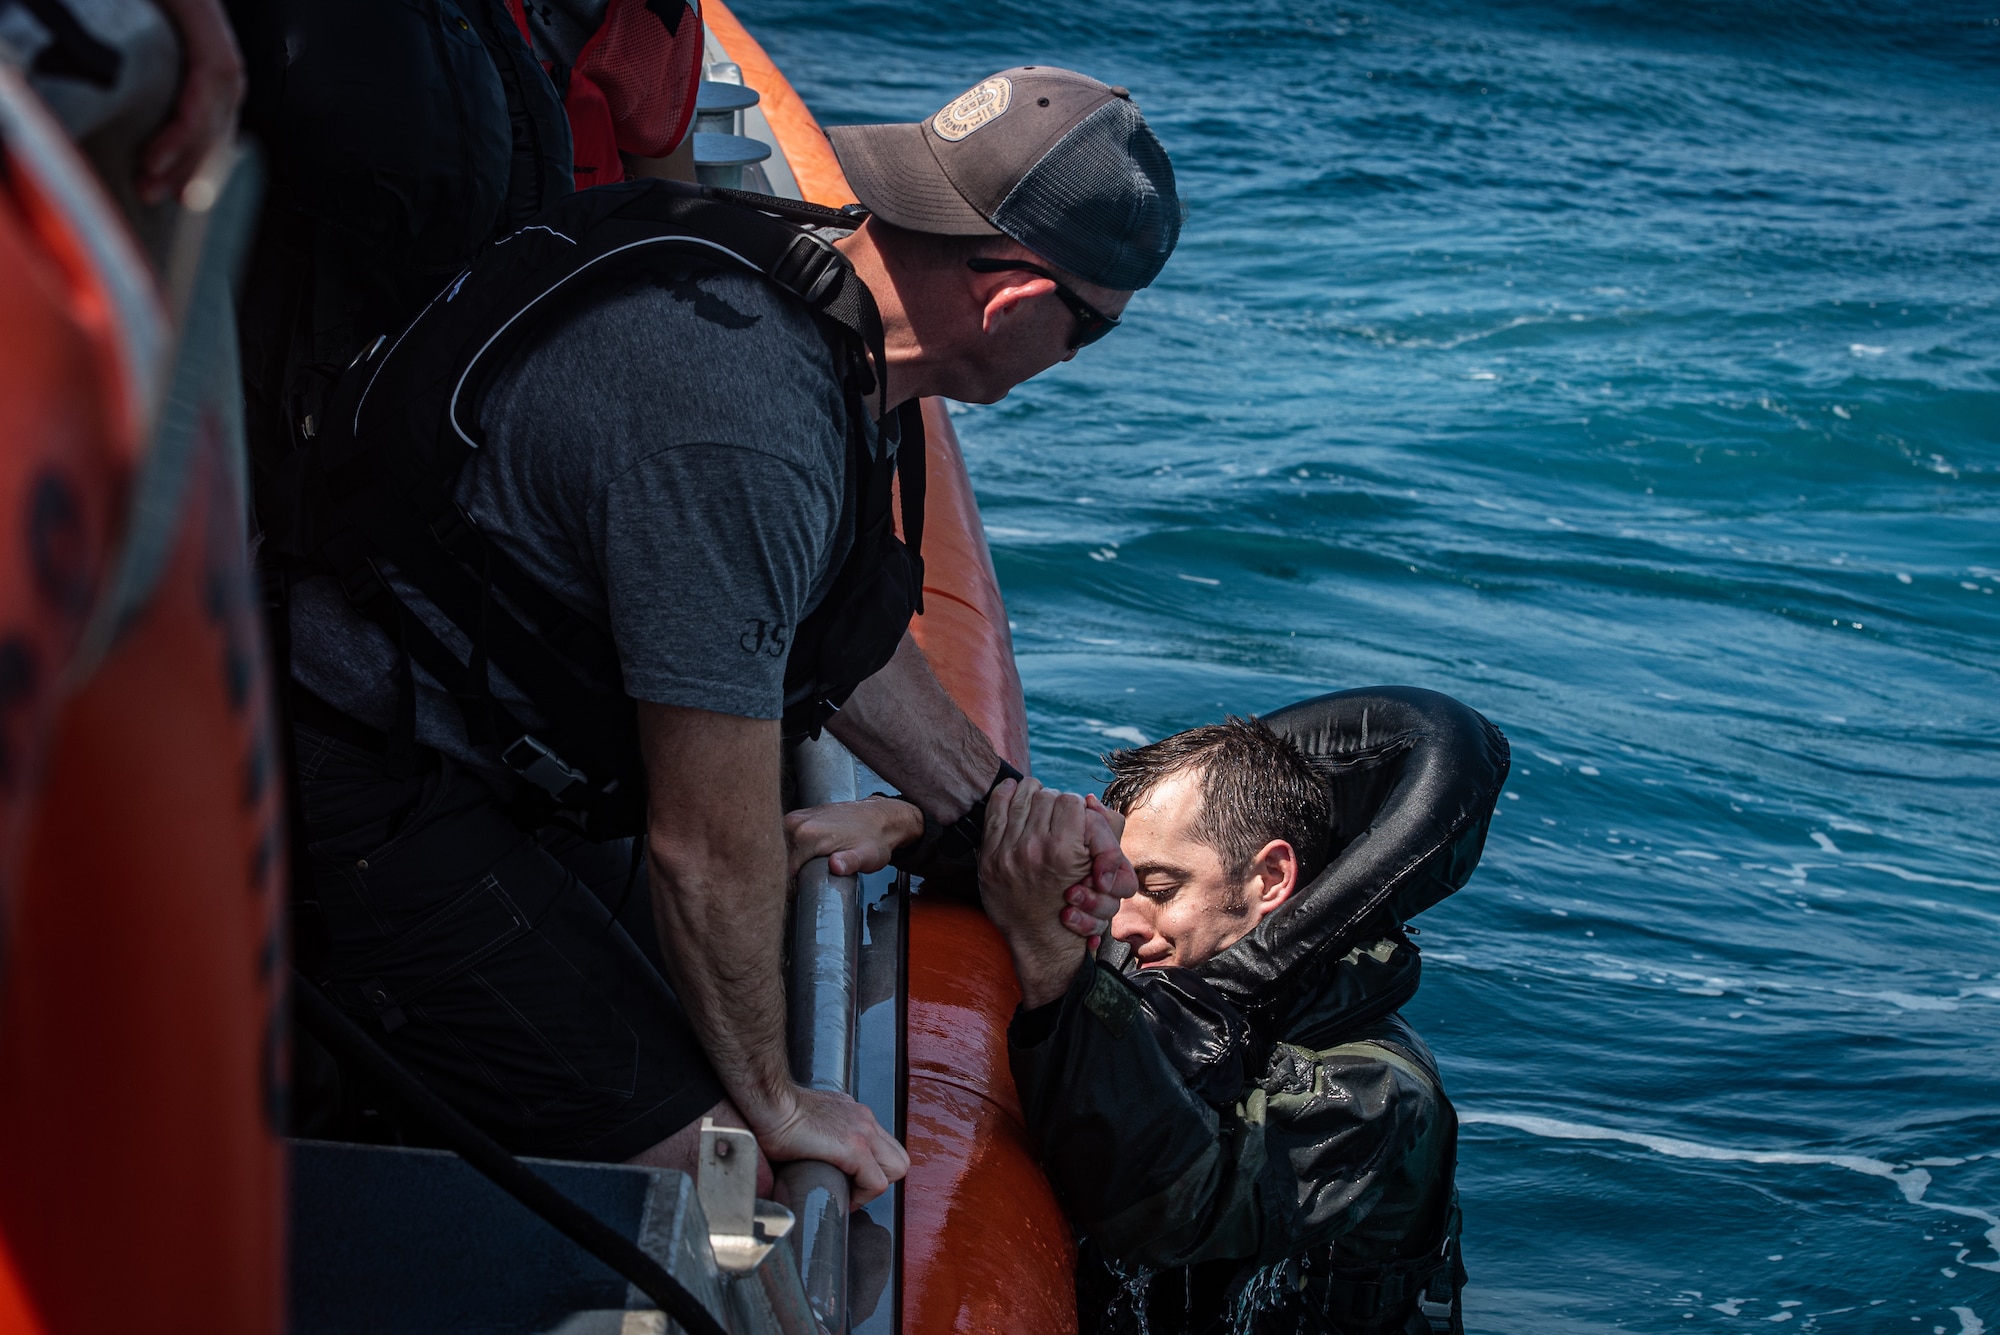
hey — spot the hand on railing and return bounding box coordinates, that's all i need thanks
[783,795,922,878]
[784,785,1134,942]
[753,1085,908,1208]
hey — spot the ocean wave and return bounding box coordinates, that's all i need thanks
[1461,1108,2000,1272]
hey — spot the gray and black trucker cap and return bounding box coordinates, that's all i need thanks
[826,67,1180,291]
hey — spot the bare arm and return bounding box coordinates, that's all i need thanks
[829,633,1138,918]
[639,702,907,1203]
[825,631,1001,822]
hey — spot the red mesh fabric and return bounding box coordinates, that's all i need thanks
[565,71,625,188]
[575,0,704,160]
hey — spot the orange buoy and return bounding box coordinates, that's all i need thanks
[0,67,283,1335]
[0,417,288,1335]
[0,1241,43,1335]
[0,68,152,891]
[703,10,1069,1331]
[908,402,1030,769]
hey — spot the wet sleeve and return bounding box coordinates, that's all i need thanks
[1258,1044,1439,1251]
[593,441,840,718]
[1009,962,1272,1269]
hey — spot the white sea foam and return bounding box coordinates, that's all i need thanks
[1952,1306,1985,1334]
[1854,862,2000,894]
[1460,1110,2000,1272]
[1836,989,1959,1012]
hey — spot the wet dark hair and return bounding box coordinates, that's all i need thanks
[1102,716,1334,890]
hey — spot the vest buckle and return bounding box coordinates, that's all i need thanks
[1416,1239,1458,1331]
[336,556,390,613]
[428,503,478,556]
[769,230,844,306]
[501,734,589,801]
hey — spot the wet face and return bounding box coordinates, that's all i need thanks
[1108,771,1299,970]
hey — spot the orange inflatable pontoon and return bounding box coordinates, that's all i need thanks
[0,66,284,1335]
[702,9,1076,1333]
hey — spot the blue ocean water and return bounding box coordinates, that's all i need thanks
[735,1,2000,1329]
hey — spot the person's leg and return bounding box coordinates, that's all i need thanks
[293,725,726,1161]
[534,830,777,1189]
[535,829,670,980]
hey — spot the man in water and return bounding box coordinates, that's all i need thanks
[792,709,1474,1332]
[284,67,1173,1199]
[999,717,1467,1333]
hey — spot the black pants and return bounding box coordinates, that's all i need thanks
[292,724,724,1162]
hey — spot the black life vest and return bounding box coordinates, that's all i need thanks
[230,0,579,518]
[260,179,925,838]
[229,0,574,275]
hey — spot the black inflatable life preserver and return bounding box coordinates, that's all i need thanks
[1114,686,1510,1053]
[1209,685,1509,1027]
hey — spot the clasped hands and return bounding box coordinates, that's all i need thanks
[774,779,1131,1196]
[785,777,1135,964]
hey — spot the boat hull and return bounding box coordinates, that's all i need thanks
[700,9,1069,1331]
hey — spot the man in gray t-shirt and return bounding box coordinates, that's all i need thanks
[291,268,870,787]
[289,67,1182,1201]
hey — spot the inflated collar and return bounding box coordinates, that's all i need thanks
[1114,687,1510,1080]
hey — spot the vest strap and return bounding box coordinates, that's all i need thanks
[276,180,915,836]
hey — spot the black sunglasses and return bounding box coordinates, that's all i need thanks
[966,258,1121,349]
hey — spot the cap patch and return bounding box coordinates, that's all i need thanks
[932,76,1013,142]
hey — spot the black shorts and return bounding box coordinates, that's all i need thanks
[292,724,725,1162]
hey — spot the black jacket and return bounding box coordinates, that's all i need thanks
[1007,688,1509,1333]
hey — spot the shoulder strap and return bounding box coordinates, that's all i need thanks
[1313,1034,1440,1095]
[292,181,898,834]
[433,180,887,458]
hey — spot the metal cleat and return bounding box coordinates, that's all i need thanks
[697,1120,794,1273]
[696,1119,823,1335]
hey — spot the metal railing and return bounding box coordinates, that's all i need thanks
[783,733,908,1335]
[784,735,863,1332]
